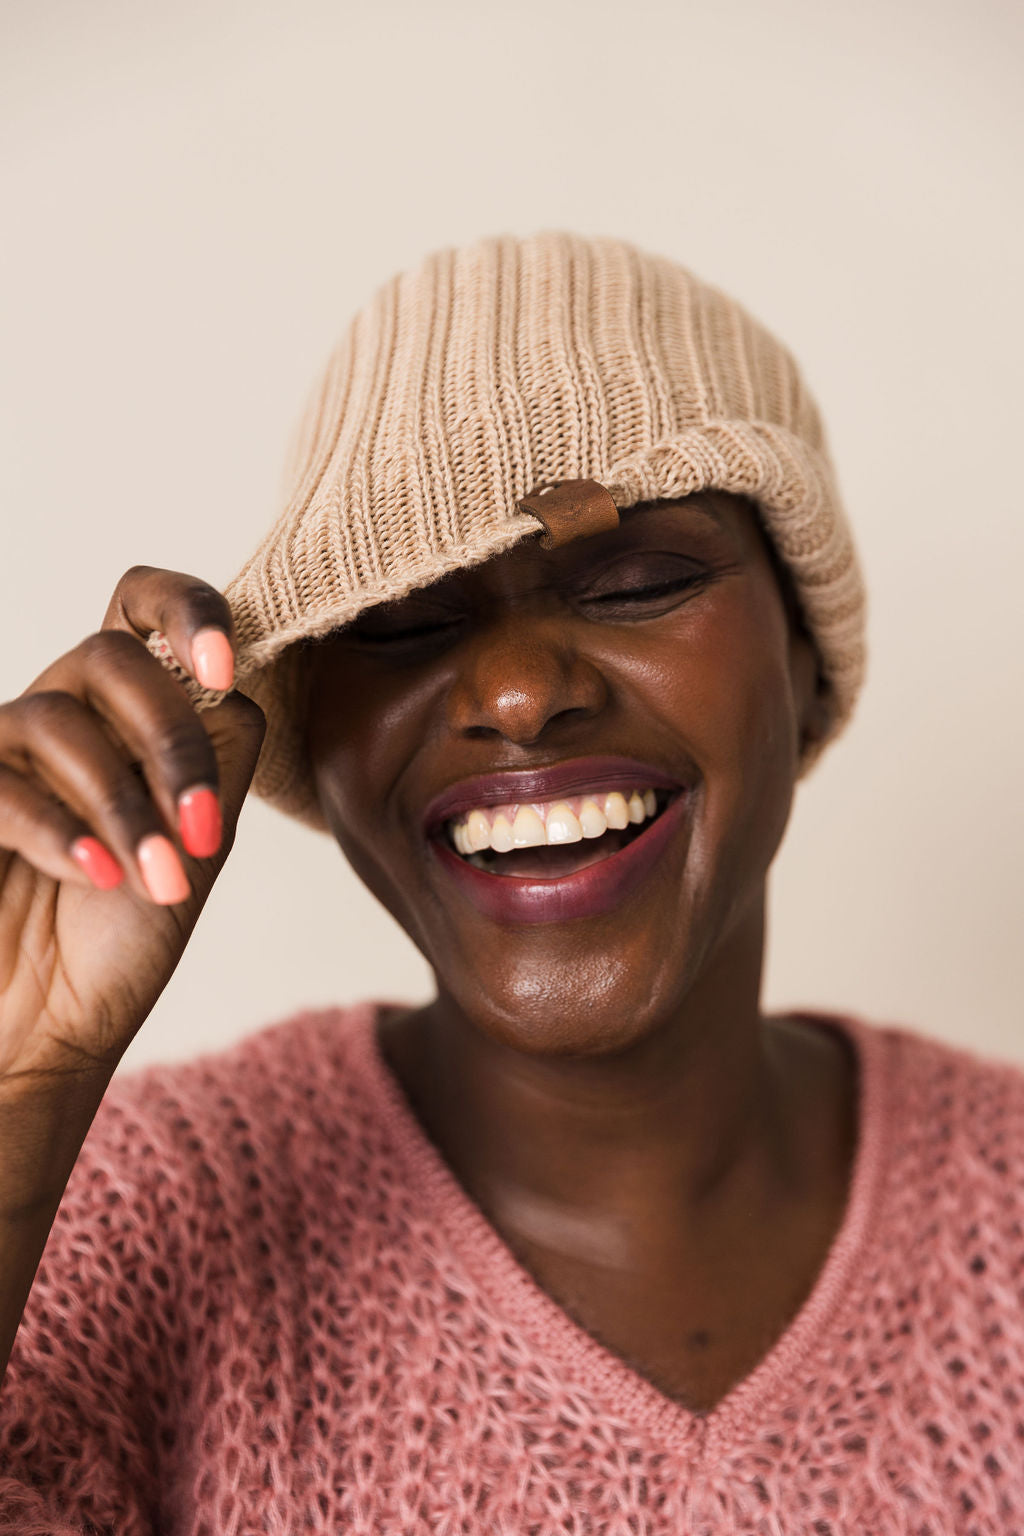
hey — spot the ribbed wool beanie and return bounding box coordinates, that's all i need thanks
[152,232,866,831]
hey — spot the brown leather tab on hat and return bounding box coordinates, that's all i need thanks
[517,478,620,550]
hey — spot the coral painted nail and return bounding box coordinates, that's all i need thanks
[191,628,234,691]
[137,835,191,905]
[70,837,124,890]
[178,786,222,859]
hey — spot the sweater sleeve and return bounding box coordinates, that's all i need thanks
[0,1074,191,1536]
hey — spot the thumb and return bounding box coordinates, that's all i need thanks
[144,628,267,836]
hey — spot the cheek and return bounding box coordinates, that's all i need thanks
[306,690,371,835]
[659,585,800,770]
[305,656,444,930]
[622,585,801,891]
[307,652,432,816]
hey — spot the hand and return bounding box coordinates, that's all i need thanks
[0,566,265,1092]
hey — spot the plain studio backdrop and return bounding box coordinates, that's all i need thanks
[1,0,1021,1073]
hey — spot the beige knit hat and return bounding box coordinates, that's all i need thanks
[153,231,866,831]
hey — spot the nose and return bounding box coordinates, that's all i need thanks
[444,612,609,747]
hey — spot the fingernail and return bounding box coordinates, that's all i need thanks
[137,834,191,905]
[70,837,124,890]
[191,628,234,691]
[178,786,222,859]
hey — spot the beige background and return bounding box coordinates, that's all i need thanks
[1,0,1021,1073]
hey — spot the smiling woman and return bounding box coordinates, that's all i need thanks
[1,233,1022,1533]
[305,492,820,1034]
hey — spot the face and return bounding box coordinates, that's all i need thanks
[305,492,826,1059]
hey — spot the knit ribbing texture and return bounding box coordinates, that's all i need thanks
[2,1004,1023,1533]
[151,233,866,830]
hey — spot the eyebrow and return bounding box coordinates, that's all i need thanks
[619,492,728,529]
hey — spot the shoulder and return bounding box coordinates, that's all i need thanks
[841,1016,1024,1255]
[854,1017,1024,1161]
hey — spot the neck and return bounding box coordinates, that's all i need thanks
[380,900,807,1276]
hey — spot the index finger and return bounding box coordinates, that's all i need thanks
[102,565,236,691]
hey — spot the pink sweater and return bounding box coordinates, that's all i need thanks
[2,1003,1023,1534]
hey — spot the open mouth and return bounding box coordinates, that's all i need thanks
[443,787,677,881]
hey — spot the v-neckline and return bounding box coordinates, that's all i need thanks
[355,1003,892,1456]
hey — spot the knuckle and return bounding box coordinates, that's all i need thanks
[5,788,70,849]
[80,628,144,669]
[95,774,156,834]
[118,563,157,588]
[14,689,82,735]
[151,718,218,782]
[0,765,36,826]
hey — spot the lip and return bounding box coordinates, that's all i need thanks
[430,790,690,925]
[422,755,686,833]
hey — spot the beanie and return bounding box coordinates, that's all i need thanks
[151,231,866,831]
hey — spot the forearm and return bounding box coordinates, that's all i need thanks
[0,1069,112,1386]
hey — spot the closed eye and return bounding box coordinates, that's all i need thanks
[346,616,463,647]
[583,574,707,604]
[358,620,453,639]
[575,566,716,621]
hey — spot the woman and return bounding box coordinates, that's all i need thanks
[0,233,1020,1532]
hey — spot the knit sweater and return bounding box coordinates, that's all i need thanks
[2,1004,1023,1534]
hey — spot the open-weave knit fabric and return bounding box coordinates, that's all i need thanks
[153,233,866,830]
[2,1004,1023,1533]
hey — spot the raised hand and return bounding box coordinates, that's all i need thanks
[0,565,265,1094]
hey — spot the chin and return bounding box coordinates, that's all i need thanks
[432,934,701,1061]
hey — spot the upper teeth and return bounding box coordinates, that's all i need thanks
[449,789,659,856]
